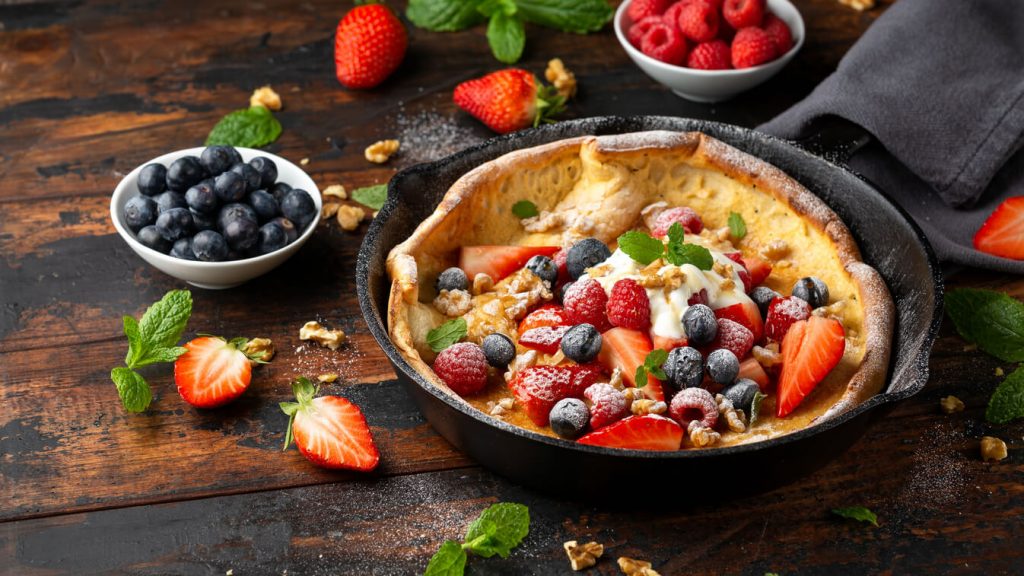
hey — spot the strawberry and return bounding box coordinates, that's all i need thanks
[584,383,629,430]
[687,40,732,70]
[509,365,603,426]
[563,278,612,332]
[433,342,489,396]
[598,327,665,401]
[731,26,777,69]
[281,377,379,471]
[738,356,770,390]
[708,318,754,359]
[677,0,719,43]
[174,336,264,408]
[653,334,689,351]
[334,4,407,89]
[577,414,683,451]
[974,196,1024,259]
[459,245,559,282]
[762,13,794,54]
[723,0,765,30]
[628,0,674,22]
[714,300,763,342]
[776,317,846,417]
[743,255,773,287]
[453,69,565,134]
[640,21,689,65]
[764,296,811,342]
[607,278,651,330]
[519,325,571,354]
[518,304,571,335]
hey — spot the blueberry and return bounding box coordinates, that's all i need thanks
[185,180,218,214]
[280,189,317,230]
[165,155,205,192]
[549,398,589,440]
[247,189,279,222]
[223,217,258,251]
[248,156,278,188]
[750,286,781,319]
[136,225,171,253]
[270,182,293,203]
[561,323,602,363]
[722,379,760,412]
[230,162,261,192]
[155,191,187,214]
[123,195,157,232]
[482,333,516,367]
[663,346,704,389]
[566,238,611,279]
[525,255,558,285]
[213,170,246,203]
[200,146,241,175]
[270,216,298,244]
[170,237,197,260]
[256,221,287,254]
[792,277,829,309]
[682,304,717,347]
[137,163,167,196]
[155,207,193,242]
[435,267,468,292]
[192,230,229,262]
[706,349,740,385]
[218,202,258,231]
[191,208,218,232]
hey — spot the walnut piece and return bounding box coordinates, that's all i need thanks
[608,368,624,390]
[564,540,603,571]
[472,273,494,295]
[716,394,747,433]
[250,85,282,110]
[940,395,965,414]
[617,557,660,576]
[299,321,346,350]
[434,288,472,317]
[323,184,347,200]
[688,420,721,447]
[337,205,365,231]
[752,344,782,368]
[364,139,400,164]
[631,399,668,416]
[838,0,875,11]
[995,367,1005,376]
[322,203,340,219]
[545,58,577,99]
[980,436,1008,462]
[505,349,538,382]
[242,337,275,362]
[318,373,338,383]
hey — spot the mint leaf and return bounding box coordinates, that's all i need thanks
[663,222,686,266]
[987,366,1024,424]
[111,367,152,413]
[464,503,529,559]
[673,244,714,270]
[832,506,878,527]
[618,230,665,265]
[486,11,525,64]
[351,184,388,211]
[408,0,486,31]
[123,315,142,367]
[512,200,538,218]
[427,317,468,352]
[728,212,747,239]
[205,106,282,148]
[635,348,668,387]
[424,540,467,576]
[138,289,193,351]
[515,0,613,33]
[749,390,767,426]
[134,346,188,368]
[945,288,1024,362]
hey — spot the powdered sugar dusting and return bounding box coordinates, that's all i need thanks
[898,421,970,508]
[392,111,485,165]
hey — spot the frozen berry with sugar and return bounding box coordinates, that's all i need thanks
[663,346,704,390]
[584,383,629,430]
[706,348,739,385]
[561,323,602,364]
[482,333,516,367]
[669,386,719,429]
[566,238,611,280]
[549,398,590,440]
[563,278,611,332]
[792,276,829,309]
[607,278,651,330]
[433,342,489,396]
[682,303,717,347]
[722,378,759,412]
[436,267,468,292]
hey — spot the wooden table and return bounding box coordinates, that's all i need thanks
[1,1,1021,574]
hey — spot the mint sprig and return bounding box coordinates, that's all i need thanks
[427,317,468,353]
[512,199,539,218]
[619,226,714,270]
[424,503,530,575]
[945,288,1024,362]
[728,212,747,239]
[634,348,668,388]
[618,230,665,265]
[111,290,193,412]
[481,0,525,63]
[749,390,767,426]
[206,106,282,148]
[351,184,388,211]
[832,506,879,527]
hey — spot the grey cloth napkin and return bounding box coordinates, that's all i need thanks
[759,0,1024,273]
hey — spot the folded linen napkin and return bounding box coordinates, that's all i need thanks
[759,0,1024,273]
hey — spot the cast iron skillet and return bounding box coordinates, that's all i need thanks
[356,116,943,500]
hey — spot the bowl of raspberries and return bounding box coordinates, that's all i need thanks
[110,146,322,289]
[615,0,804,102]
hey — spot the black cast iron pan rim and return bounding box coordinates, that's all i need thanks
[356,115,944,461]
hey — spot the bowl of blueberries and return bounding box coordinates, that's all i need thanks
[111,146,321,289]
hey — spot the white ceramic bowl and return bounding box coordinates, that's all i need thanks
[110,147,322,289]
[614,0,805,102]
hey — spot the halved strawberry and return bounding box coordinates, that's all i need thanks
[518,304,570,335]
[974,196,1024,259]
[459,245,559,282]
[281,377,379,471]
[714,300,763,342]
[518,325,570,354]
[653,334,688,352]
[598,327,665,402]
[577,414,683,451]
[174,336,263,408]
[738,356,770,391]
[509,365,604,426]
[743,255,772,287]
[776,317,846,417]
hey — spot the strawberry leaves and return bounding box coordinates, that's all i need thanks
[424,503,530,575]
[280,377,317,450]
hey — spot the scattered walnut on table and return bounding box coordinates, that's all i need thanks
[321,203,340,220]
[318,373,338,383]
[545,58,577,99]
[299,321,346,350]
[980,436,1008,462]
[838,0,875,11]
[995,367,1005,377]
[322,184,347,200]
[617,556,660,576]
[336,205,365,231]
[564,540,603,571]
[433,288,472,317]
[940,395,965,414]
[249,85,282,110]
[364,139,400,164]
[242,337,275,363]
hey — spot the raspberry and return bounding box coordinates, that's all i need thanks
[677,0,719,43]
[710,318,754,359]
[723,0,765,30]
[762,13,793,54]
[584,383,629,430]
[627,0,674,22]
[433,342,488,396]
[627,16,664,49]
[607,279,651,330]
[687,288,708,306]
[640,21,689,65]
[662,1,689,29]
[731,26,777,69]
[765,296,811,341]
[687,40,732,70]
[651,206,704,236]
[563,278,612,332]
[669,387,719,429]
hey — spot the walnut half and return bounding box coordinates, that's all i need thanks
[617,556,660,576]
[564,540,603,571]
[364,139,400,164]
[980,436,1008,462]
[299,321,346,350]
[242,337,275,363]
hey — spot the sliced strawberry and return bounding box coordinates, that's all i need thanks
[724,252,753,292]
[577,415,683,451]
[598,327,665,402]
[174,336,259,408]
[518,304,570,335]
[508,365,604,426]
[281,377,379,471]
[776,317,846,417]
[738,356,770,391]
[459,245,559,282]
[653,334,689,352]
[518,325,570,354]
[743,255,772,287]
[974,196,1024,259]
[714,300,763,342]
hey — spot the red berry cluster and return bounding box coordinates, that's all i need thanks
[626,0,794,70]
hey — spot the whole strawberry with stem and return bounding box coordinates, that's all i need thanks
[280,377,380,471]
[453,69,566,134]
[334,3,407,89]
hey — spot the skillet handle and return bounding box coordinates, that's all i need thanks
[791,116,873,167]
